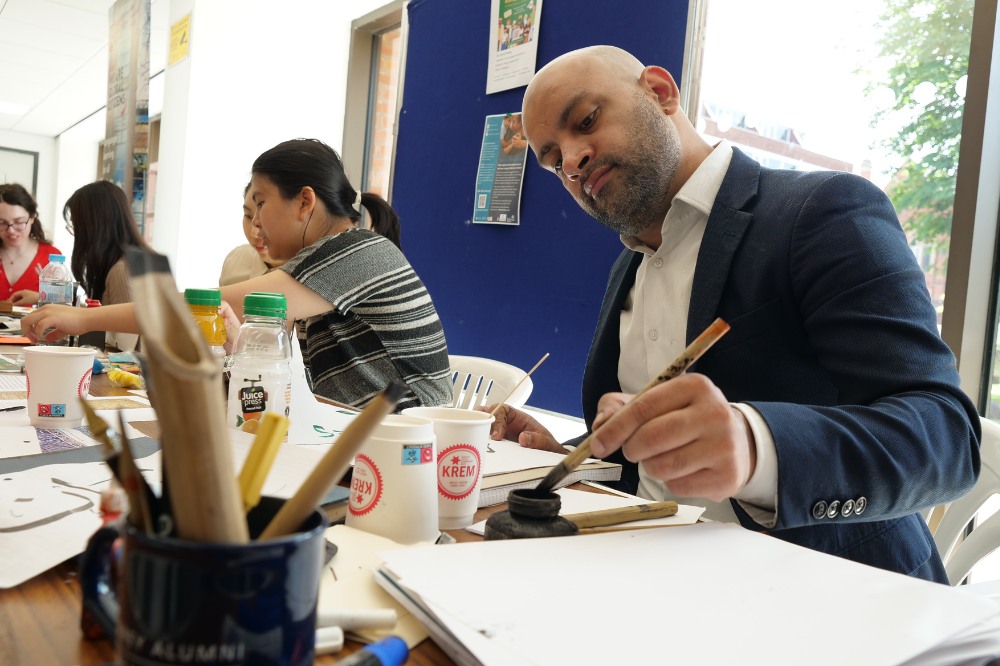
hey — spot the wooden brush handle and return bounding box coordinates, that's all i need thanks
[564,501,679,529]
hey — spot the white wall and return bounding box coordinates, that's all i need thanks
[51,111,106,265]
[154,0,393,290]
[0,129,57,240]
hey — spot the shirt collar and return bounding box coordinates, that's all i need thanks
[621,139,734,253]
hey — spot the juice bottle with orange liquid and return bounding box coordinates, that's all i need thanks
[184,288,228,366]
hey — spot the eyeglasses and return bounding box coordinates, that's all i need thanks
[0,218,30,231]
[64,218,74,236]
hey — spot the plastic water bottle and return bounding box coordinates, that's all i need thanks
[38,254,74,305]
[184,288,227,368]
[226,292,292,434]
[38,254,74,346]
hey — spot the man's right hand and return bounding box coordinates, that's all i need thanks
[485,404,566,454]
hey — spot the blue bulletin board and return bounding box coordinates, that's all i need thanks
[392,0,689,417]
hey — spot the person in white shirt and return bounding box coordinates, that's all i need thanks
[490,45,980,583]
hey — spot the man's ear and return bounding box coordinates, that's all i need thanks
[641,66,681,114]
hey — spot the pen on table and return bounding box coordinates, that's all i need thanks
[0,404,25,412]
[330,635,409,665]
[258,381,408,540]
[238,412,290,512]
[535,317,731,493]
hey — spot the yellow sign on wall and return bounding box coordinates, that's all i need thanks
[169,13,191,65]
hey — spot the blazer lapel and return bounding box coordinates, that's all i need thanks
[687,148,758,345]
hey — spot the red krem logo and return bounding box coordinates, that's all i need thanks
[349,454,383,517]
[437,444,481,500]
[78,368,93,396]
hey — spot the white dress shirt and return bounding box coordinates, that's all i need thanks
[617,140,778,527]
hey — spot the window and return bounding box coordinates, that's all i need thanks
[362,26,402,199]
[343,1,406,220]
[687,0,973,329]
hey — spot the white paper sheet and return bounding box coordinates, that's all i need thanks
[0,459,114,588]
[318,525,431,647]
[378,523,1000,666]
[0,426,40,458]
[286,339,357,445]
[481,439,602,476]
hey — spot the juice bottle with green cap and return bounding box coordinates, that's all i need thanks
[184,288,227,366]
[226,292,292,434]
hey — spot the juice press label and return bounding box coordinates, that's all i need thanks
[437,444,481,500]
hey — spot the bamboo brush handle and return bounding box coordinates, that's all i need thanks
[564,501,679,529]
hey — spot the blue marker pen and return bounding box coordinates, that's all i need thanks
[335,635,408,666]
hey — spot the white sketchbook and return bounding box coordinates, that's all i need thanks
[377,522,1000,666]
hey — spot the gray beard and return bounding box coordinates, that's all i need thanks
[579,99,682,238]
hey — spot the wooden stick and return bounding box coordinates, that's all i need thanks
[489,352,550,417]
[535,317,731,493]
[563,500,678,529]
[258,381,408,540]
[125,248,248,543]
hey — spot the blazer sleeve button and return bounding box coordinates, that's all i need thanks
[812,501,828,520]
[826,500,841,519]
[854,496,867,515]
[841,499,855,517]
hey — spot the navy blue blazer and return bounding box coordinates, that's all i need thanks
[581,149,981,582]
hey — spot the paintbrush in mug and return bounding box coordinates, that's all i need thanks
[534,318,731,494]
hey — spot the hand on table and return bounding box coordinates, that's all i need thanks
[9,290,39,306]
[485,404,566,454]
[20,304,85,343]
[588,374,757,503]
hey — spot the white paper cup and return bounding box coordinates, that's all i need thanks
[24,346,97,428]
[402,407,495,529]
[346,414,439,544]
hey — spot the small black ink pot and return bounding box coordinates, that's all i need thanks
[483,488,579,540]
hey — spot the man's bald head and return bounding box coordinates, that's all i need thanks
[523,46,645,137]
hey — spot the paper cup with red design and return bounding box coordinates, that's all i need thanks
[23,345,97,428]
[345,413,439,544]
[402,407,495,529]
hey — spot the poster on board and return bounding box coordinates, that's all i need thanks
[473,113,528,226]
[486,0,542,94]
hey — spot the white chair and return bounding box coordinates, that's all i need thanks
[449,355,533,410]
[932,416,1000,585]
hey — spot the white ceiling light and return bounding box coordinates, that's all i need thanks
[0,100,30,116]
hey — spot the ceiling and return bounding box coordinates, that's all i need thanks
[0,0,168,138]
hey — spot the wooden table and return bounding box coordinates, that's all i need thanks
[0,369,512,666]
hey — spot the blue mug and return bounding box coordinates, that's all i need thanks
[80,496,328,665]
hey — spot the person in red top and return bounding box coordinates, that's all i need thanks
[0,183,61,302]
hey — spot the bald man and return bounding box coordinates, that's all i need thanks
[491,46,980,583]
